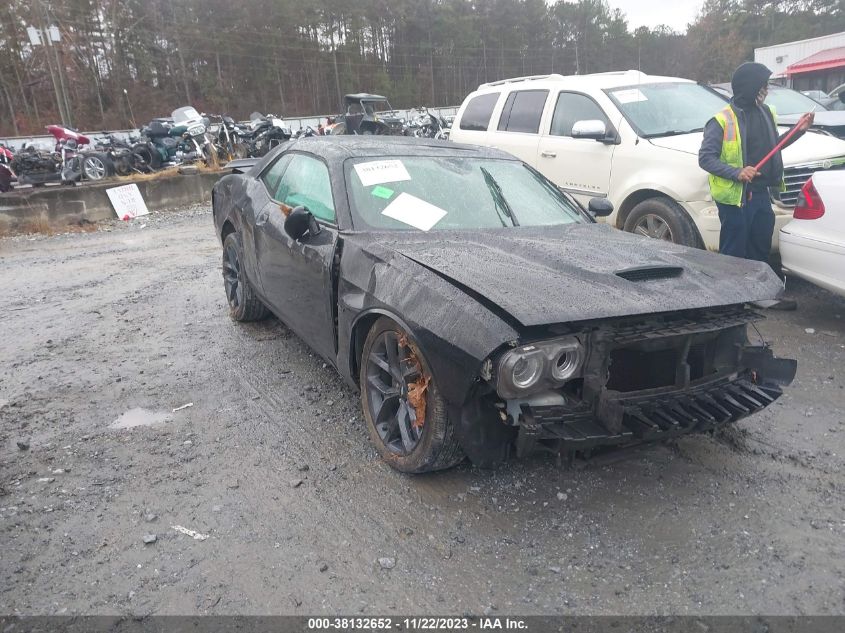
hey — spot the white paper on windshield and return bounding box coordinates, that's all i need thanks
[613,88,648,104]
[354,160,411,187]
[381,193,446,231]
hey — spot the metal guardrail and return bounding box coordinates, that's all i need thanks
[0,106,460,151]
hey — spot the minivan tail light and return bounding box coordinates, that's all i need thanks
[793,178,825,220]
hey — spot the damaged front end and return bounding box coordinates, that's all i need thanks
[465,306,796,464]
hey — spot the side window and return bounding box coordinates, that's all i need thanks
[274,155,336,223]
[459,93,500,131]
[550,92,610,137]
[497,90,549,134]
[260,154,293,198]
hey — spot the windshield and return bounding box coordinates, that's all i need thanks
[346,156,585,231]
[365,100,393,113]
[766,88,826,115]
[606,82,728,137]
[172,107,201,123]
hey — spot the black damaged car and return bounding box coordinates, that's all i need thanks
[212,137,795,473]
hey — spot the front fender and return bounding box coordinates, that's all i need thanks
[337,239,519,406]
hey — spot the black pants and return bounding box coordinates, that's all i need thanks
[717,192,775,262]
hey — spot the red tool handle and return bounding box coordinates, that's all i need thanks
[753,112,811,171]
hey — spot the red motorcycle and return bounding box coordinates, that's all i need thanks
[12,125,112,186]
[0,145,14,192]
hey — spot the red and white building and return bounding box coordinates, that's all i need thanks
[756,32,845,93]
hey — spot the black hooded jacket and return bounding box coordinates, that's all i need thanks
[699,62,803,197]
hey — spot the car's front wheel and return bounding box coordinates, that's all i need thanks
[360,317,465,473]
[222,231,270,322]
[623,197,701,248]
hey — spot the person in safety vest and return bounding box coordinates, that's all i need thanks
[699,62,813,264]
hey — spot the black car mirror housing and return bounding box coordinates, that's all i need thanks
[284,206,321,241]
[588,197,614,217]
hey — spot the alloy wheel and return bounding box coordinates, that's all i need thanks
[222,242,243,309]
[633,213,674,241]
[83,156,106,180]
[365,331,425,456]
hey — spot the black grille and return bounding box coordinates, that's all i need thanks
[531,377,781,446]
[777,160,845,206]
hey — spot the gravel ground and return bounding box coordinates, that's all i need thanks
[1,206,843,616]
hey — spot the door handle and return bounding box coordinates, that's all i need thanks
[540,151,557,158]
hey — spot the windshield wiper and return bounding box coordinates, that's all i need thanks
[646,128,703,138]
[480,167,519,227]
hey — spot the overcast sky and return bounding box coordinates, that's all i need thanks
[607,0,704,32]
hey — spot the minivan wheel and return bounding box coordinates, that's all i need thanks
[623,197,701,248]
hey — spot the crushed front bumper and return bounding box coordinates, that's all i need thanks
[510,309,797,457]
[515,369,791,457]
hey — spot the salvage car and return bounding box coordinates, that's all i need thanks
[212,137,796,472]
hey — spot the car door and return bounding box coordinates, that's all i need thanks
[486,89,548,165]
[253,152,339,362]
[536,91,617,206]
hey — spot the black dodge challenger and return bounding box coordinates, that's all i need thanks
[212,137,796,473]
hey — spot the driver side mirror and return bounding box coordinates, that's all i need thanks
[284,206,321,241]
[588,197,614,217]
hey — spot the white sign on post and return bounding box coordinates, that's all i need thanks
[106,184,150,220]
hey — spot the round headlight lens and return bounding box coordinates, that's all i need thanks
[551,348,582,382]
[511,355,543,389]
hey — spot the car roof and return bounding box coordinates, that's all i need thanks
[345,93,388,100]
[473,70,694,93]
[282,136,519,162]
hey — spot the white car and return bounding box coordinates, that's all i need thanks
[450,71,845,251]
[780,172,845,297]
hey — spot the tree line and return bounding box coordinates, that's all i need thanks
[1,0,842,136]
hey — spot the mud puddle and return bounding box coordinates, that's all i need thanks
[109,407,171,429]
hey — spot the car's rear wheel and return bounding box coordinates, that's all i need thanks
[360,317,464,473]
[623,197,701,248]
[222,231,270,322]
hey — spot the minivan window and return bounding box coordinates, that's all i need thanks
[459,93,500,131]
[550,92,610,137]
[497,90,549,133]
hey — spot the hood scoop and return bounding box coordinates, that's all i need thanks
[615,265,683,282]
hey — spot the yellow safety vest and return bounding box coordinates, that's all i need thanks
[709,104,785,206]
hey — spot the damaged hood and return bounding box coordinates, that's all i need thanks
[370,223,782,327]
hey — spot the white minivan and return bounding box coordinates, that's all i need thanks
[450,71,845,251]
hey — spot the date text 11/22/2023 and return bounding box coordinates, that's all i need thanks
[307,617,528,630]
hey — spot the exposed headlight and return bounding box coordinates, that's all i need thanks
[494,336,584,399]
[550,340,582,382]
[511,354,543,389]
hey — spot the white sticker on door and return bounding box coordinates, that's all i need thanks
[381,193,446,231]
[612,88,648,104]
[354,159,412,187]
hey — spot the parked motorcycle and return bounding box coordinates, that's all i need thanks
[135,117,201,170]
[209,114,248,162]
[241,112,291,157]
[94,134,150,176]
[406,107,449,139]
[292,126,317,140]
[171,106,219,165]
[0,144,14,192]
[10,125,110,185]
